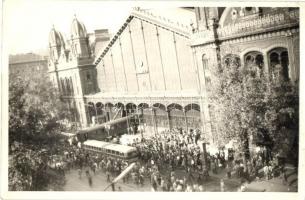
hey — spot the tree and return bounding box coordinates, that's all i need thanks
[208,54,299,166]
[8,72,69,190]
[9,72,69,146]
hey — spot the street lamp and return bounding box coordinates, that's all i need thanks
[199,138,209,180]
[105,124,111,137]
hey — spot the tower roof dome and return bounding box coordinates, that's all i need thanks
[49,26,65,47]
[71,16,87,38]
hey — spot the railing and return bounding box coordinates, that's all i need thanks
[84,95,203,106]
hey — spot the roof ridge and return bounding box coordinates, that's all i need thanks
[94,7,192,65]
[131,7,191,32]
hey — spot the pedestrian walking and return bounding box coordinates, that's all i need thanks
[220,179,225,192]
[106,170,111,182]
[78,168,82,179]
[88,175,93,187]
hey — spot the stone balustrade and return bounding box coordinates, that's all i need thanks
[217,9,299,38]
[191,9,299,46]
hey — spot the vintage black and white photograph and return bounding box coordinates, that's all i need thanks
[1,0,302,197]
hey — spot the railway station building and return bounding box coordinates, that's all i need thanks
[48,7,299,145]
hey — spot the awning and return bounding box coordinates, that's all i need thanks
[77,114,136,135]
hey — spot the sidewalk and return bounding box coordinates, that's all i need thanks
[245,166,298,192]
[207,165,298,192]
[168,162,299,192]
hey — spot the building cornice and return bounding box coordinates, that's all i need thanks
[9,59,48,66]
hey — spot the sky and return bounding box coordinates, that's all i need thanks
[3,0,134,55]
[3,0,195,55]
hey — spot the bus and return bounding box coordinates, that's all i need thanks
[82,140,138,162]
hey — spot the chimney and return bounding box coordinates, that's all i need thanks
[94,29,110,56]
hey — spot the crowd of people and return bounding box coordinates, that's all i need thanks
[50,127,288,191]
[131,128,287,191]
[9,126,288,192]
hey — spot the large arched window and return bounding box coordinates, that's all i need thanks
[202,54,211,87]
[223,54,241,69]
[69,77,74,95]
[268,47,289,82]
[60,79,66,95]
[244,51,264,77]
[65,78,71,95]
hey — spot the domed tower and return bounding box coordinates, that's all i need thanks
[70,16,91,58]
[49,26,65,63]
[48,26,65,89]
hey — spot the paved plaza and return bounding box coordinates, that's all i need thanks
[60,165,297,192]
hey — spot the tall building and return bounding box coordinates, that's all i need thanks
[48,7,299,145]
[9,53,48,78]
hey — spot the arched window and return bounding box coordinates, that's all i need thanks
[281,51,289,81]
[53,50,57,60]
[245,7,253,12]
[85,71,94,94]
[69,77,74,95]
[74,44,78,55]
[268,47,289,82]
[244,51,264,77]
[65,78,70,95]
[86,72,91,80]
[202,54,211,87]
[60,79,66,95]
[223,54,241,69]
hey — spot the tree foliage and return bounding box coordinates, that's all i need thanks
[9,73,69,145]
[8,72,69,190]
[208,55,298,160]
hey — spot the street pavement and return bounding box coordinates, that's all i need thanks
[63,169,151,191]
[62,168,240,192]
[61,167,297,192]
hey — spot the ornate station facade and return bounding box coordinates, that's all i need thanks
[48,7,299,143]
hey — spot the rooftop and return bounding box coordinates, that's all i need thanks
[9,53,48,64]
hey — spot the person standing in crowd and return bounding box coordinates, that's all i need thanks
[78,168,82,179]
[263,164,270,180]
[226,163,232,179]
[151,172,158,191]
